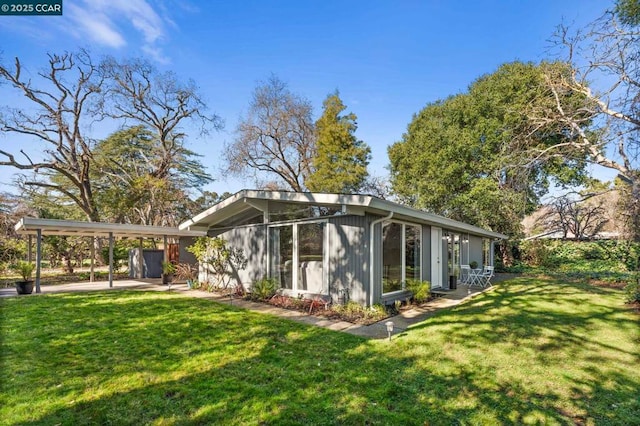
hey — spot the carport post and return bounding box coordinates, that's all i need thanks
[90,237,95,282]
[108,232,114,288]
[27,235,32,262]
[35,229,42,293]
[138,237,144,279]
[163,235,168,262]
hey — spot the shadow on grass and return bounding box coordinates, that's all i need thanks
[1,285,638,425]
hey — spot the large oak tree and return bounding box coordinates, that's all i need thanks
[388,61,589,238]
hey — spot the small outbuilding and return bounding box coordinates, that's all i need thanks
[179,190,507,306]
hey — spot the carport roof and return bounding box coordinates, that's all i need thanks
[15,217,207,238]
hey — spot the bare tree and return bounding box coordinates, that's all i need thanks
[99,57,222,182]
[0,51,104,221]
[224,75,315,191]
[539,193,609,239]
[523,12,640,236]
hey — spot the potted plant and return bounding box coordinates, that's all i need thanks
[174,263,198,289]
[12,261,35,295]
[470,261,479,269]
[162,261,176,284]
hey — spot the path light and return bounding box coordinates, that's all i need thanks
[385,321,394,341]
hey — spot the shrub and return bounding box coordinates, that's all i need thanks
[100,243,130,272]
[519,240,552,268]
[11,261,35,281]
[406,279,431,303]
[332,301,388,323]
[624,273,640,304]
[187,237,248,289]
[251,277,278,300]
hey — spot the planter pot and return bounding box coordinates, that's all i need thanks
[449,275,457,290]
[16,280,34,295]
[162,274,173,284]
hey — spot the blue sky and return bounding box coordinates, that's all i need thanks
[0,0,615,196]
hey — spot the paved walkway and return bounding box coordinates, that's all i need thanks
[0,275,512,339]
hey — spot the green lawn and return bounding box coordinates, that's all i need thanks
[1,277,638,425]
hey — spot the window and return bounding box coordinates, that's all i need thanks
[268,202,343,223]
[382,221,421,294]
[269,221,326,293]
[269,225,293,289]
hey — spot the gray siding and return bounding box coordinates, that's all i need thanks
[178,237,197,265]
[327,215,371,306]
[469,235,483,267]
[206,225,267,290]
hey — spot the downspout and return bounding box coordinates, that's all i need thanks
[369,212,393,307]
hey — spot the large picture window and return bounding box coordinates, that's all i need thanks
[269,221,326,294]
[382,222,421,294]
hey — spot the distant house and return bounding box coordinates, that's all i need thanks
[179,190,507,306]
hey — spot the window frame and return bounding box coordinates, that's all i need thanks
[381,220,422,296]
[267,219,328,295]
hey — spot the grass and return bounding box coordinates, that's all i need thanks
[0,270,130,288]
[1,277,638,425]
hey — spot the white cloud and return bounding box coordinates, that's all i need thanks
[66,4,126,48]
[66,0,170,61]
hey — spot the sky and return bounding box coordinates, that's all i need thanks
[0,0,617,197]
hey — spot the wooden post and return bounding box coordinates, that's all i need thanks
[108,232,114,288]
[35,229,42,293]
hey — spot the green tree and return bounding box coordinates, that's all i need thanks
[615,0,640,25]
[92,126,212,226]
[306,92,371,193]
[388,61,589,238]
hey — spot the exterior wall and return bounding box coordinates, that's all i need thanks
[205,224,267,290]
[178,237,198,265]
[468,235,484,267]
[327,215,371,306]
[191,212,495,306]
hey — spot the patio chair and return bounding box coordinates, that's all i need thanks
[460,265,471,284]
[479,266,495,288]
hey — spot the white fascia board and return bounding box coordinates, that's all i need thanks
[15,218,206,238]
[368,199,508,239]
[181,190,376,229]
[179,191,249,230]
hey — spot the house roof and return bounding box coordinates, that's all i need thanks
[179,190,508,239]
[15,217,207,239]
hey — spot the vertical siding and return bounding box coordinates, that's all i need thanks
[469,235,483,267]
[205,225,267,290]
[327,215,370,306]
[178,237,197,264]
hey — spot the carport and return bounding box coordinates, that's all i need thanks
[14,218,206,293]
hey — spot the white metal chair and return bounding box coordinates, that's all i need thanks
[479,266,495,288]
[460,265,471,284]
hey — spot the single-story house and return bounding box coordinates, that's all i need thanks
[178,190,507,306]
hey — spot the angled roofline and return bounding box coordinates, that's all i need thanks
[179,190,508,240]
